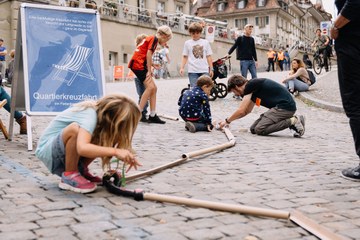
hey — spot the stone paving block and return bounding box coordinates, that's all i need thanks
[36,216,76,228]
[70,220,117,233]
[0,222,39,232]
[145,232,188,240]
[340,228,360,239]
[39,210,74,218]
[252,227,303,240]
[36,201,79,211]
[1,212,43,224]
[108,227,149,239]
[296,204,329,214]
[216,223,258,237]
[179,208,220,220]
[0,230,37,240]
[2,205,39,215]
[34,226,75,238]
[182,228,225,239]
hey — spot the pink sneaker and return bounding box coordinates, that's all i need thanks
[59,172,97,193]
[82,168,103,185]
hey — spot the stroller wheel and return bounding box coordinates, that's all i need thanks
[208,87,217,101]
[216,83,228,98]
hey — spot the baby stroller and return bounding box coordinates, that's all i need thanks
[180,56,230,101]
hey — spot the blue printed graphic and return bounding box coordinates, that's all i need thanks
[24,6,104,113]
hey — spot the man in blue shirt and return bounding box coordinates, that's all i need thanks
[0,39,7,83]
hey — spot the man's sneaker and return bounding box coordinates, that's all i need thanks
[341,165,360,182]
[59,172,97,193]
[140,114,148,123]
[292,115,305,137]
[148,114,166,124]
[185,122,196,133]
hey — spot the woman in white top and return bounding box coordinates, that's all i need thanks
[282,58,311,94]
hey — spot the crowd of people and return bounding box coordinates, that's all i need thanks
[3,0,359,194]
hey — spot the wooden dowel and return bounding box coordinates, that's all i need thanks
[223,128,235,142]
[144,193,290,219]
[182,141,235,159]
[127,158,188,181]
[290,210,345,240]
[158,114,179,121]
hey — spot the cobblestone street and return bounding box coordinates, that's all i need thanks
[0,69,359,240]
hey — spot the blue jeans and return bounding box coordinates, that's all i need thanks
[284,79,309,92]
[188,72,209,88]
[134,77,148,115]
[240,60,257,79]
[0,86,23,119]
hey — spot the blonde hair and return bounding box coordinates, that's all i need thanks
[9,49,15,59]
[135,34,147,46]
[75,94,141,170]
[156,25,173,39]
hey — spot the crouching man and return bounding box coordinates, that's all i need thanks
[219,74,305,137]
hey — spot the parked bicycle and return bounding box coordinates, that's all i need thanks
[312,48,331,75]
[180,56,231,101]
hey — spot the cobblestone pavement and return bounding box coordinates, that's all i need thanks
[0,68,359,240]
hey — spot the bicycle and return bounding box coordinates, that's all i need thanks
[312,48,332,75]
[180,56,231,101]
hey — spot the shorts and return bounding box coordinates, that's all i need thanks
[132,69,148,82]
[51,131,66,176]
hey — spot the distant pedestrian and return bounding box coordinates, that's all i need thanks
[35,94,142,193]
[5,49,15,85]
[282,58,311,94]
[180,22,213,88]
[160,44,171,79]
[277,48,285,71]
[178,75,214,133]
[0,39,7,84]
[284,50,290,71]
[128,25,173,124]
[219,74,305,138]
[152,45,164,80]
[133,34,149,122]
[331,0,360,181]
[266,48,275,72]
[227,24,258,79]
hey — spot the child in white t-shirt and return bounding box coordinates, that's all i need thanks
[179,22,213,88]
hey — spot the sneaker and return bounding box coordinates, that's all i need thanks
[82,168,103,185]
[140,114,148,123]
[185,122,196,133]
[292,115,305,137]
[59,172,97,193]
[148,114,165,124]
[341,165,360,181]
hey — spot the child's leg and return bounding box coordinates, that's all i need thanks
[62,123,81,172]
[140,78,157,113]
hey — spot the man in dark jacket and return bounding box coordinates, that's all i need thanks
[227,24,258,79]
[331,0,360,181]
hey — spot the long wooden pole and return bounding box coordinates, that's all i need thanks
[182,140,235,159]
[144,192,289,219]
[126,157,188,181]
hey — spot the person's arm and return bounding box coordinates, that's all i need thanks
[252,38,257,62]
[219,94,255,128]
[76,128,141,171]
[179,55,188,76]
[282,68,305,82]
[146,49,153,80]
[0,49,7,56]
[331,15,351,40]
[206,55,214,78]
[227,37,240,56]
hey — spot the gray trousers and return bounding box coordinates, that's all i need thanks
[250,107,295,136]
[0,61,5,81]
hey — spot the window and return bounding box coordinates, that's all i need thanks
[236,0,247,9]
[217,3,226,11]
[157,2,165,13]
[235,18,248,29]
[255,16,269,28]
[138,0,145,10]
[123,53,128,64]
[176,4,183,13]
[256,0,266,7]
[109,51,118,66]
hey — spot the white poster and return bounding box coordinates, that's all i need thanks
[206,25,215,43]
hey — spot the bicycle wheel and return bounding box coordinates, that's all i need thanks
[216,83,228,98]
[208,88,217,101]
[313,57,322,75]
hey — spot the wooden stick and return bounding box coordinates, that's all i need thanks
[144,192,289,219]
[182,141,235,159]
[126,157,188,181]
[223,128,235,142]
[290,210,345,240]
[157,114,179,121]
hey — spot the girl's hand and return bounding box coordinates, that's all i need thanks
[179,68,184,76]
[209,70,214,78]
[114,149,142,172]
[282,79,287,83]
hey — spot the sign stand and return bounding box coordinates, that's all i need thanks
[9,3,106,150]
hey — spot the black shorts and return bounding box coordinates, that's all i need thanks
[132,69,148,82]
